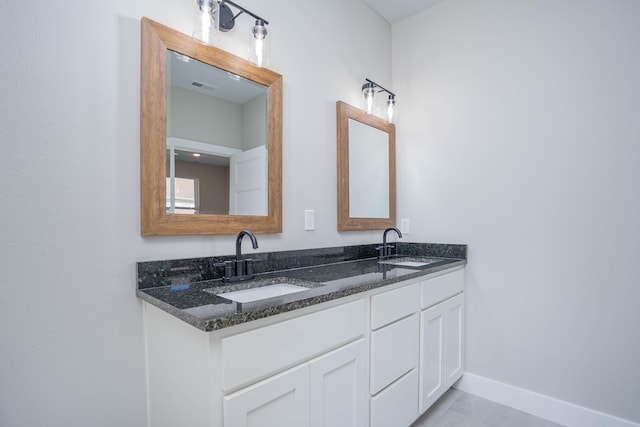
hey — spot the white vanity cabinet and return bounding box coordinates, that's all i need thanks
[369,283,421,427]
[142,265,464,427]
[224,339,368,427]
[367,267,465,426]
[220,299,369,427]
[419,269,465,413]
[143,298,368,427]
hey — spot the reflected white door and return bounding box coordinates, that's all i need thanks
[229,145,268,215]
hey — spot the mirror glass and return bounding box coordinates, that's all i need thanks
[337,101,396,231]
[166,51,269,216]
[348,118,389,218]
[141,17,282,235]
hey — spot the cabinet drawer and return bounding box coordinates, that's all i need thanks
[371,283,420,330]
[370,369,419,427]
[370,313,419,395]
[221,299,365,391]
[421,269,464,309]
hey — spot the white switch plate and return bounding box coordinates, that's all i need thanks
[304,210,315,231]
[400,218,410,234]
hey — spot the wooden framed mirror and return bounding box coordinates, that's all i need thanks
[141,17,282,235]
[337,101,396,231]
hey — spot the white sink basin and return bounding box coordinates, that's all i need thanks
[387,261,431,267]
[378,257,441,268]
[218,284,308,303]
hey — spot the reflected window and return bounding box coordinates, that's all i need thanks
[166,176,199,214]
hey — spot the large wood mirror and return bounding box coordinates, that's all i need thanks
[337,101,396,231]
[141,17,282,235]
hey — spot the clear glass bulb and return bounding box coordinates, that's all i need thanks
[362,83,376,114]
[193,0,218,45]
[386,96,396,123]
[249,20,269,67]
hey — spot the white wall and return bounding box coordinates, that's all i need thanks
[170,85,244,148]
[0,0,390,426]
[242,93,268,150]
[393,0,640,423]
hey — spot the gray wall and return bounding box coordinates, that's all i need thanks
[0,0,391,426]
[393,0,640,423]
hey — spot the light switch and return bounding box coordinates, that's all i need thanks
[400,218,410,234]
[304,210,315,231]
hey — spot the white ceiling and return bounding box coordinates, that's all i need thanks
[363,0,444,23]
[168,51,266,104]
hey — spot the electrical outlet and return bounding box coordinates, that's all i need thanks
[304,210,315,231]
[400,218,410,234]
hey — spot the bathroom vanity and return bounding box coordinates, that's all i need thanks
[138,243,466,427]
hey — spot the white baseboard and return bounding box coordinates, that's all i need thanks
[454,373,640,427]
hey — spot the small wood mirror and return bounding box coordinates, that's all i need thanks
[141,17,282,235]
[337,101,396,231]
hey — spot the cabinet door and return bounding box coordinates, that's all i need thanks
[309,339,368,427]
[444,293,464,388]
[419,303,446,413]
[223,364,310,427]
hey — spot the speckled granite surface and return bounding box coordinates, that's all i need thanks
[136,242,466,331]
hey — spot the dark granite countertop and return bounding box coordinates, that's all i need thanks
[136,243,466,331]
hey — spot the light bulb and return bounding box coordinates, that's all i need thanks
[362,82,376,114]
[249,19,269,67]
[386,95,396,123]
[193,0,218,45]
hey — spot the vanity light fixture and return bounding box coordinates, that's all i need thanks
[193,0,218,45]
[362,81,376,115]
[386,94,396,124]
[193,0,270,67]
[362,78,397,123]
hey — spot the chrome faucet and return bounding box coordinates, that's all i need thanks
[217,229,259,283]
[379,227,402,259]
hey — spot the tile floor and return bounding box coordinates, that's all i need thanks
[411,389,565,427]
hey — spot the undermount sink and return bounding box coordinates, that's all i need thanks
[217,284,308,303]
[386,261,431,267]
[378,257,441,268]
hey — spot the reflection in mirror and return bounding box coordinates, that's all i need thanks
[337,101,396,231]
[348,119,389,218]
[140,17,282,235]
[166,50,268,216]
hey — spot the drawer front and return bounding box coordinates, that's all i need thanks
[371,283,420,330]
[421,269,464,309]
[221,299,366,391]
[370,313,419,395]
[370,369,419,427]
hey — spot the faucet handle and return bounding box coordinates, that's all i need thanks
[245,259,255,276]
[375,245,389,259]
[213,260,234,280]
[386,243,396,257]
[376,243,396,260]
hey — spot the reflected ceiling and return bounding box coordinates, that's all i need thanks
[168,51,265,104]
